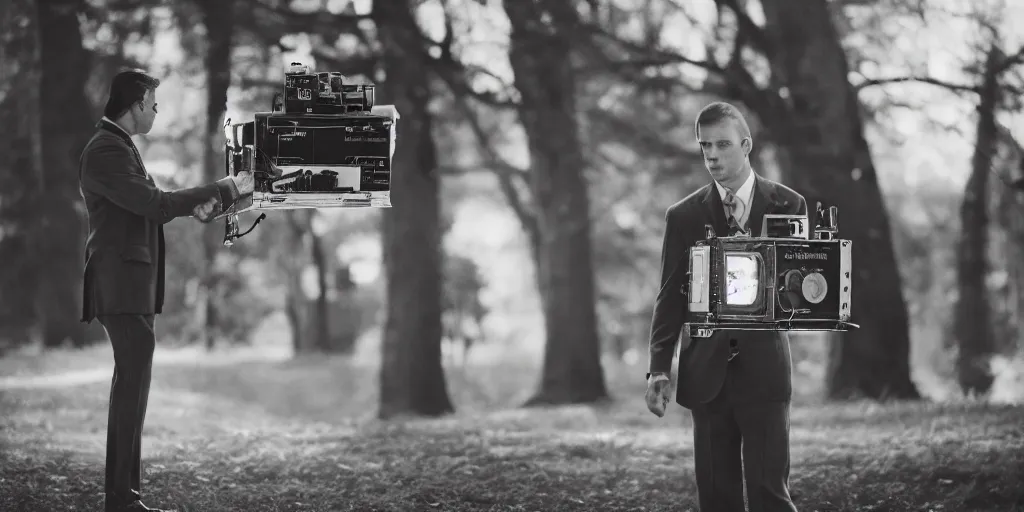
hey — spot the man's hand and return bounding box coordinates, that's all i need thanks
[192,197,220,223]
[232,171,255,196]
[645,373,672,418]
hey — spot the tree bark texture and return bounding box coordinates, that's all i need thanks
[283,214,309,354]
[954,45,1002,396]
[37,0,92,348]
[991,125,1024,360]
[197,0,236,350]
[307,210,331,352]
[754,0,920,399]
[504,0,609,405]
[0,0,43,345]
[375,0,454,419]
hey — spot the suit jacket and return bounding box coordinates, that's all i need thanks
[648,172,808,408]
[78,118,240,323]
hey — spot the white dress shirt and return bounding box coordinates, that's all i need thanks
[715,169,756,229]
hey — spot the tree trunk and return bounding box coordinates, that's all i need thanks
[375,0,454,419]
[756,0,920,399]
[37,0,91,348]
[308,210,331,351]
[329,265,360,355]
[285,287,304,353]
[954,45,1002,395]
[0,0,43,347]
[282,210,317,354]
[992,126,1024,356]
[197,0,236,350]
[504,1,608,406]
[493,171,547,337]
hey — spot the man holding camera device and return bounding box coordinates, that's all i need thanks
[79,70,254,512]
[646,102,806,512]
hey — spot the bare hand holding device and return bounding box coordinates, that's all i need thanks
[645,373,672,417]
[192,197,220,223]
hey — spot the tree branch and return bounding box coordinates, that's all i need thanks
[714,0,773,60]
[421,9,518,109]
[996,43,1024,75]
[494,170,536,241]
[586,106,703,160]
[451,97,538,234]
[584,23,725,75]
[853,76,980,94]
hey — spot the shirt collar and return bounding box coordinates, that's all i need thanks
[100,116,132,138]
[715,169,756,206]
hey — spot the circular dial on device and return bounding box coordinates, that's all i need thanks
[801,272,828,304]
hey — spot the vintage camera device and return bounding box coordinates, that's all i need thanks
[684,203,859,338]
[216,62,398,246]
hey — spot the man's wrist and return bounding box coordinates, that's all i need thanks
[647,372,669,384]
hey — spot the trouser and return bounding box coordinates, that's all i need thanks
[98,314,156,510]
[690,368,797,512]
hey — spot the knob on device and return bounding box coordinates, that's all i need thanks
[779,269,829,310]
[801,272,828,304]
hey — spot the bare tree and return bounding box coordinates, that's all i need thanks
[0,0,43,348]
[853,7,1024,396]
[375,0,454,419]
[502,0,609,405]
[954,43,1002,395]
[37,0,92,348]
[748,0,921,399]
[284,210,332,353]
[190,0,238,350]
[990,125,1024,362]
[950,30,1023,395]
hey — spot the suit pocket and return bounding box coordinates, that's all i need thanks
[121,245,151,264]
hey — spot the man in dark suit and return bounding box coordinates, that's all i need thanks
[645,102,806,512]
[79,70,254,512]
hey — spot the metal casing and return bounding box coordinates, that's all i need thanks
[684,233,859,337]
[688,245,711,313]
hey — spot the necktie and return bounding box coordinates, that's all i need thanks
[722,190,745,234]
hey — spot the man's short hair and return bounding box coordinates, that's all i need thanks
[694,101,752,141]
[103,70,160,120]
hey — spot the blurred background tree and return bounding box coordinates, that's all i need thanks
[3,0,1024,412]
[0,0,44,350]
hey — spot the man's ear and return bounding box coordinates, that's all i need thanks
[742,137,753,156]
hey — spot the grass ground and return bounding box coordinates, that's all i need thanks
[0,342,1022,512]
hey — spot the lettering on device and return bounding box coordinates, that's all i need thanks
[785,252,828,260]
[344,136,387,142]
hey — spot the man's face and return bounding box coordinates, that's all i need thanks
[697,119,749,185]
[132,89,158,135]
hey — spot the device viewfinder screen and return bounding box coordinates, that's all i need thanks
[725,254,759,306]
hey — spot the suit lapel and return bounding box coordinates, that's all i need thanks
[747,173,774,237]
[700,172,786,237]
[700,184,731,236]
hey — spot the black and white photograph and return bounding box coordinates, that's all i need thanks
[1,0,1023,511]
